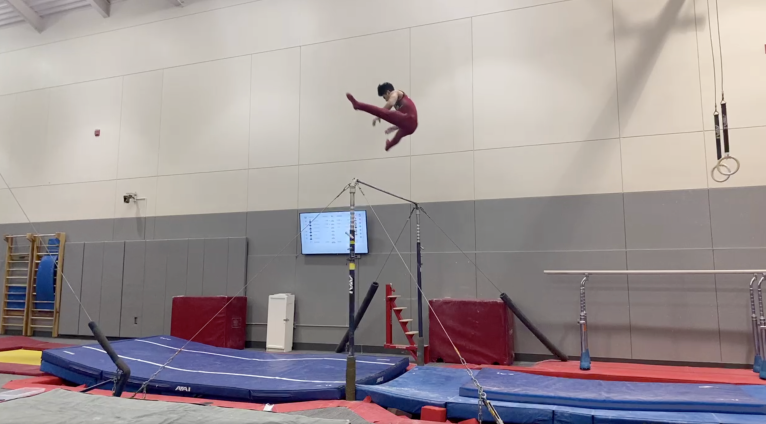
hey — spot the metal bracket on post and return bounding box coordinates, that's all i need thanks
[579,274,591,371]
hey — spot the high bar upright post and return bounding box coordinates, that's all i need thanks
[346,180,357,401]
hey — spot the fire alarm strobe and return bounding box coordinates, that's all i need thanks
[94,129,101,137]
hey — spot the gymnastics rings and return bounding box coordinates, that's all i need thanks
[711,154,740,183]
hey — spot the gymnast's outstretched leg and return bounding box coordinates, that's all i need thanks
[346,93,410,129]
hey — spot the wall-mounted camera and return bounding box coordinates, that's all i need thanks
[124,193,141,204]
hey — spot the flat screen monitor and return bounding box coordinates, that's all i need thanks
[299,211,369,255]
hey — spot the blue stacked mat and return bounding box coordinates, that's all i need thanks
[41,335,408,403]
[358,367,766,424]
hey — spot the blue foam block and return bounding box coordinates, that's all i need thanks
[755,355,762,373]
[41,336,407,402]
[460,369,766,415]
[35,255,56,310]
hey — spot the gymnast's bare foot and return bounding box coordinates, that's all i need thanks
[346,93,359,110]
[385,140,394,151]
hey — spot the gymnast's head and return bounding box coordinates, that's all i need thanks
[377,82,395,101]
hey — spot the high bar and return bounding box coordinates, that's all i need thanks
[355,179,419,206]
[545,270,766,276]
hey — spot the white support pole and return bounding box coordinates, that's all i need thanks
[86,0,110,18]
[6,0,43,33]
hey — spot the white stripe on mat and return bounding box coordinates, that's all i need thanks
[82,346,343,384]
[134,339,395,366]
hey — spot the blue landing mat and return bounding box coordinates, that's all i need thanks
[359,367,766,424]
[460,368,766,415]
[40,336,408,403]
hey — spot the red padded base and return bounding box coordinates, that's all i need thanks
[170,296,247,349]
[428,298,513,365]
[448,360,766,385]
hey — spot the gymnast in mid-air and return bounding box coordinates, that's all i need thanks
[346,82,418,151]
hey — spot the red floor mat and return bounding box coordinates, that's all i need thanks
[449,360,766,385]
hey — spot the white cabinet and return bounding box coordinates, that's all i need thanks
[266,293,295,352]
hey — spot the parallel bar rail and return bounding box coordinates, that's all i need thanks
[545,269,766,378]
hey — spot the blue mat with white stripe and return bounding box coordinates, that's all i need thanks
[40,336,407,402]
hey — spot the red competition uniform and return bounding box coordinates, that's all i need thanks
[347,92,418,151]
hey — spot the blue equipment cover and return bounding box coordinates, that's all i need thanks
[40,336,408,402]
[459,369,766,415]
[358,367,766,424]
[35,255,56,310]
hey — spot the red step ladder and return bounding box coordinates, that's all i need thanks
[384,283,429,363]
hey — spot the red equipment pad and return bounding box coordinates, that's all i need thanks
[429,298,513,365]
[170,296,247,349]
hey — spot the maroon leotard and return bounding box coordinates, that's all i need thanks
[348,91,418,151]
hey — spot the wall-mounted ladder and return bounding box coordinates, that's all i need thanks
[0,234,34,334]
[0,232,66,336]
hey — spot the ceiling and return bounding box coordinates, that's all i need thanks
[0,0,183,32]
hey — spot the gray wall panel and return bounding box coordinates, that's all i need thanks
[99,241,125,337]
[142,240,167,337]
[154,213,247,240]
[113,217,155,241]
[624,190,712,249]
[476,251,631,359]
[120,241,145,338]
[415,202,475,253]
[709,186,766,248]
[78,243,104,335]
[227,237,247,296]
[475,194,626,252]
[164,240,189,335]
[186,239,204,296]
[59,242,84,335]
[295,255,347,326]
[246,255,297,340]
[360,204,412,254]
[712,248,766,364]
[247,210,299,255]
[202,238,229,296]
[34,220,113,242]
[626,249,720,363]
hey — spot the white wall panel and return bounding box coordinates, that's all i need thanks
[410,19,473,155]
[298,157,410,209]
[0,0,303,96]
[475,139,623,199]
[12,181,116,222]
[158,57,251,175]
[300,30,410,164]
[0,90,49,188]
[614,0,703,137]
[474,0,567,15]
[473,0,619,150]
[705,128,766,188]
[156,170,248,216]
[0,0,258,54]
[296,0,411,46]
[0,189,28,224]
[0,47,51,95]
[621,133,708,193]
[114,177,158,219]
[248,167,299,212]
[46,78,123,185]
[411,152,474,203]
[250,49,300,168]
[697,0,766,130]
[118,71,163,179]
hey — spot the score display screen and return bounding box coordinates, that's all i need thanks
[299,211,369,255]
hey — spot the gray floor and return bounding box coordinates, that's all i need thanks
[287,408,370,424]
